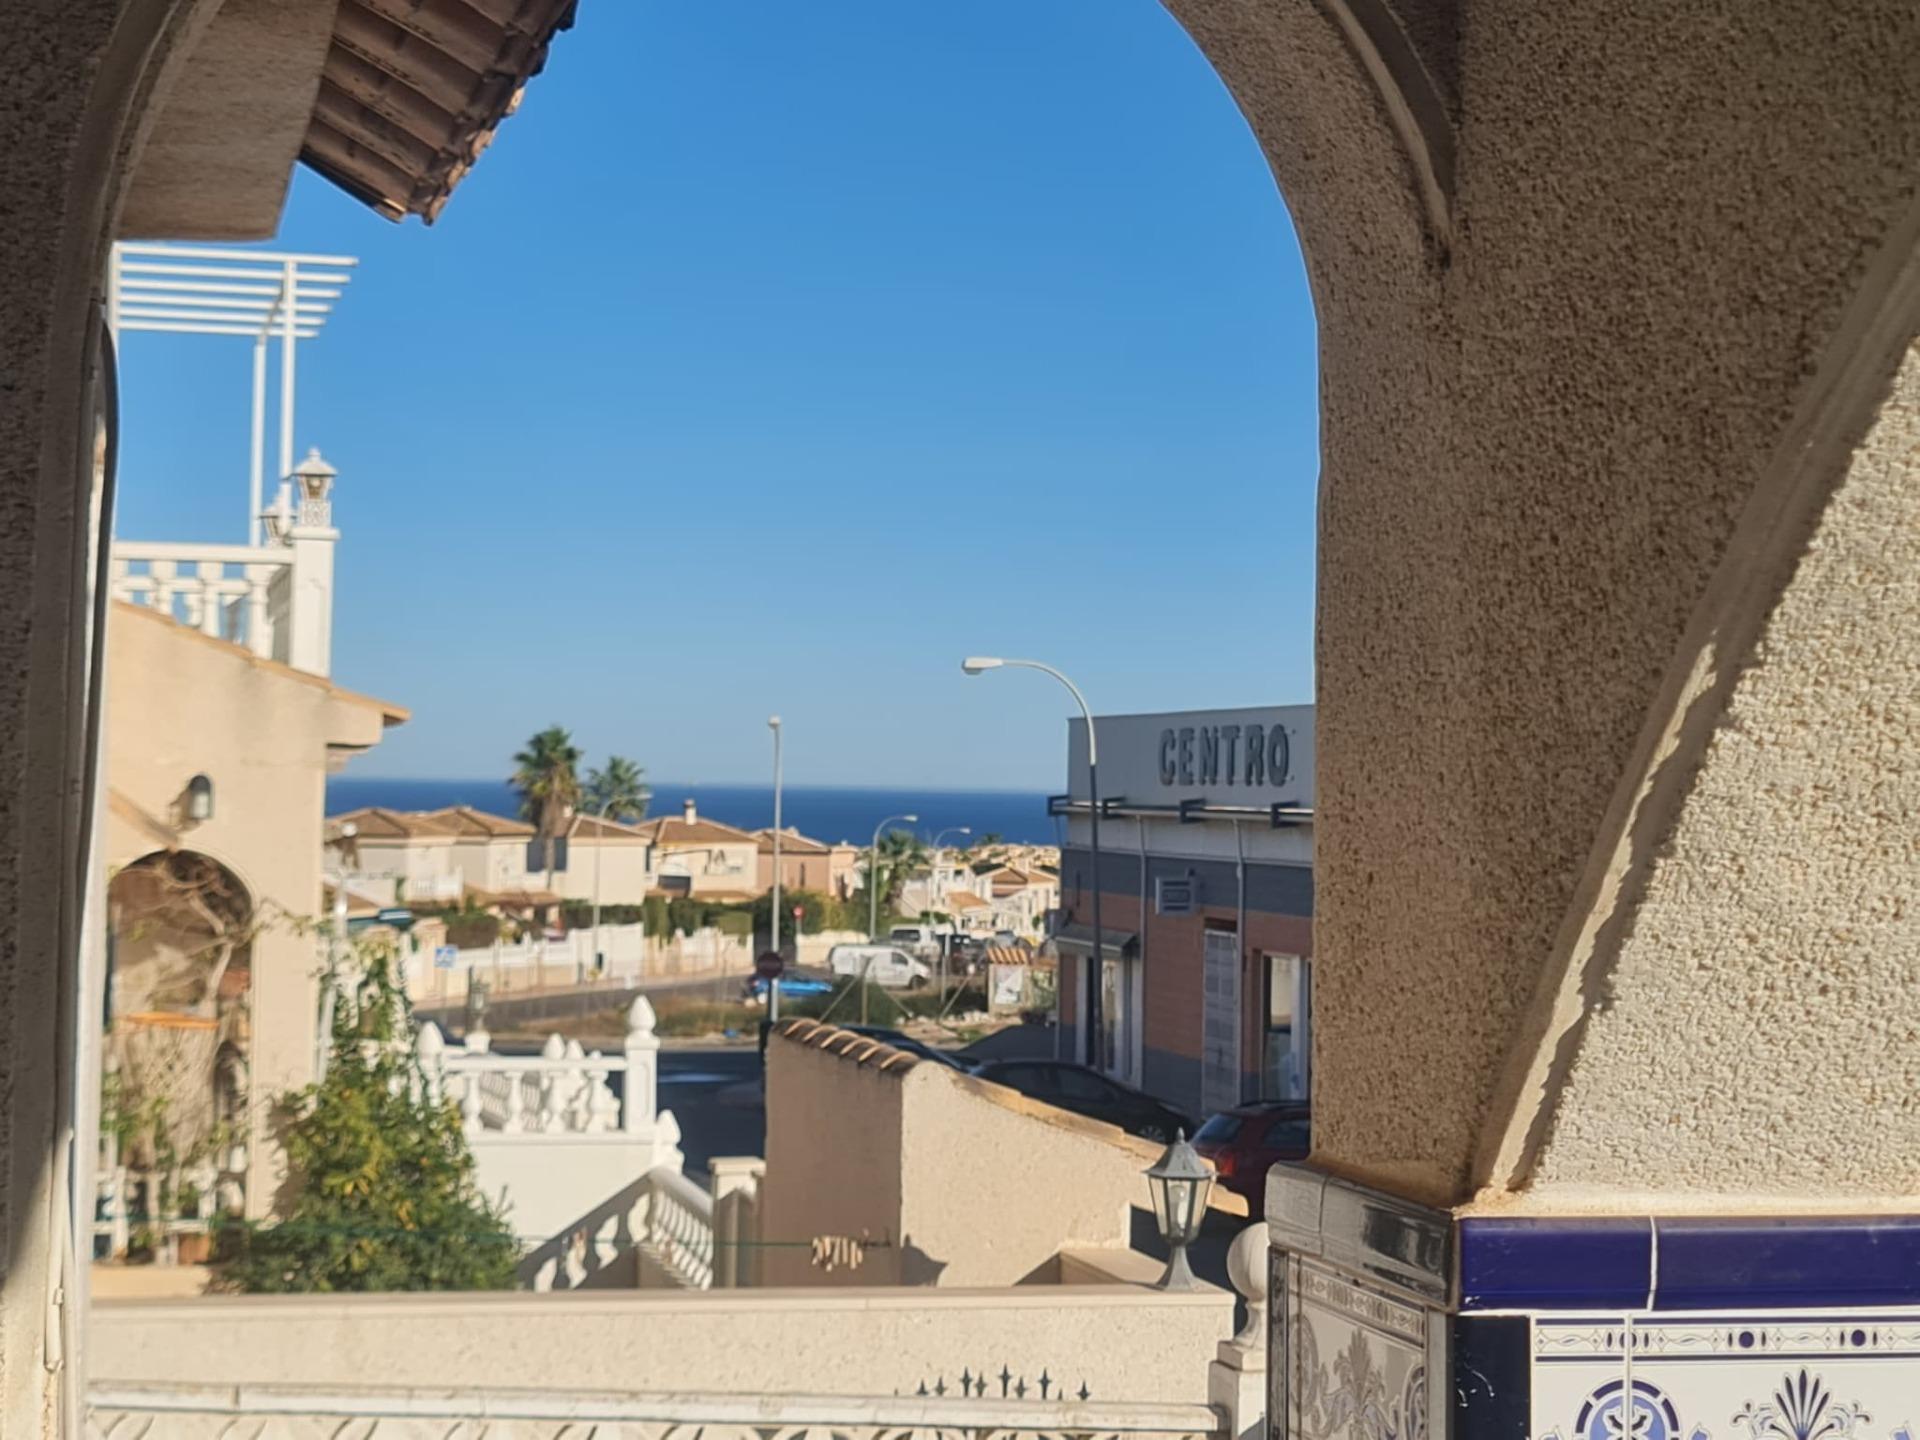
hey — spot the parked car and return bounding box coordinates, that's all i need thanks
[825,943,933,989]
[1193,1101,1312,1205]
[970,1060,1194,1143]
[839,1024,979,1072]
[743,973,835,1001]
[886,924,943,960]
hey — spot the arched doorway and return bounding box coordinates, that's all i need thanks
[99,850,254,1258]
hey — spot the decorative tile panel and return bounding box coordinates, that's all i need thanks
[1289,1258,1432,1440]
[1528,1312,1920,1440]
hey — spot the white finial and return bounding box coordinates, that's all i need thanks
[542,1032,566,1060]
[626,995,657,1035]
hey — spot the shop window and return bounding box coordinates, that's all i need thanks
[1264,953,1309,1101]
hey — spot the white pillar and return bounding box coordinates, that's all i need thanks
[1210,1222,1269,1440]
[622,995,658,1134]
[250,337,266,546]
[284,449,337,677]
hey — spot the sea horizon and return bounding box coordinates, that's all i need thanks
[325,776,1062,848]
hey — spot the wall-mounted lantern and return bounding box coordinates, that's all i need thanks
[1145,1128,1214,1290]
[184,774,214,824]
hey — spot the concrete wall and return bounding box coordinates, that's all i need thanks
[104,604,393,1212]
[89,1284,1231,1406]
[760,1023,1246,1289]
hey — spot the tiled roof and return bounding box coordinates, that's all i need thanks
[302,0,580,224]
[634,815,759,847]
[755,827,830,855]
[116,602,408,724]
[945,890,988,911]
[326,804,534,840]
[567,813,652,841]
[328,806,458,840]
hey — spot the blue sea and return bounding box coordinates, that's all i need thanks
[325,778,1061,848]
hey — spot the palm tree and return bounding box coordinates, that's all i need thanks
[585,755,651,823]
[872,829,930,916]
[511,725,583,884]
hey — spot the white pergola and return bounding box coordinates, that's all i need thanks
[108,244,358,545]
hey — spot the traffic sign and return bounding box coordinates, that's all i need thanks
[755,950,785,980]
[433,945,458,970]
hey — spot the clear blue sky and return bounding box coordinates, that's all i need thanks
[114,0,1318,790]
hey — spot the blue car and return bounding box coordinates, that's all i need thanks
[746,974,835,999]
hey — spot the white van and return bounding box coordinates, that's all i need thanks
[886,924,944,959]
[827,944,933,990]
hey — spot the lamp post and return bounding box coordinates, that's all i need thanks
[590,795,615,983]
[768,716,783,1023]
[867,811,919,1024]
[930,825,971,998]
[961,656,1103,1069]
[1144,1129,1214,1291]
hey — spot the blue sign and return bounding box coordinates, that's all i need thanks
[433,945,458,970]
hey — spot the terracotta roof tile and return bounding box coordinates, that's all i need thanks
[301,0,580,224]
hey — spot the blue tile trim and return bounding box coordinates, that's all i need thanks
[1652,1215,1920,1310]
[1456,1214,1920,1312]
[1458,1218,1652,1312]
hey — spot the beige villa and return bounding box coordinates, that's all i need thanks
[755,827,862,900]
[104,601,404,1218]
[327,805,662,913]
[633,801,760,900]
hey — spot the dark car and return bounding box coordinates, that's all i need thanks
[840,1024,978,1073]
[971,1060,1194,1143]
[1193,1101,1312,1205]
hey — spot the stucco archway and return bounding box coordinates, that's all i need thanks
[4,4,1920,1432]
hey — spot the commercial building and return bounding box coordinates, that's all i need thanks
[1054,706,1313,1122]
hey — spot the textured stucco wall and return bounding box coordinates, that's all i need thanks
[1167,0,1920,1204]
[1514,337,1920,1207]
[104,604,393,1214]
[88,1286,1231,1405]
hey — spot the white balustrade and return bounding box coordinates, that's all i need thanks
[110,449,339,676]
[416,998,686,1256]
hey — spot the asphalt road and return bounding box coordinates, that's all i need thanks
[659,1046,764,1183]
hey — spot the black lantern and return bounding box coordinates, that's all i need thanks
[1144,1128,1214,1290]
[184,773,214,823]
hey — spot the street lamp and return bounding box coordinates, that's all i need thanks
[590,795,615,982]
[868,812,920,941]
[961,656,1103,1069]
[865,811,918,1025]
[930,826,971,995]
[1144,1129,1214,1291]
[768,716,783,1023]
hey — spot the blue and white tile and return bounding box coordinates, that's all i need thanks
[1533,1312,1920,1440]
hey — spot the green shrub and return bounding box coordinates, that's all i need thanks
[215,941,518,1293]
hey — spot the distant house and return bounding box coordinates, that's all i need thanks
[944,889,992,934]
[755,827,861,900]
[633,800,759,900]
[976,865,1060,936]
[326,805,659,910]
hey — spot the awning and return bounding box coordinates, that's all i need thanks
[1050,923,1138,961]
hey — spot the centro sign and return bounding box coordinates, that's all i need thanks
[1067,705,1314,809]
[1158,721,1289,789]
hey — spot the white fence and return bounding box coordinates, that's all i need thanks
[109,541,293,657]
[407,923,753,1004]
[419,998,685,1247]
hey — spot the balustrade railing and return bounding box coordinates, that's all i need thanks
[517,1162,717,1292]
[109,541,292,660]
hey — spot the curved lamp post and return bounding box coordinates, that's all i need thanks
[768,715,783,1021]
[1145,1129,1214,1291]
[961,656,1103,1068]
[930,825,971,993]
[868,812,920,941]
